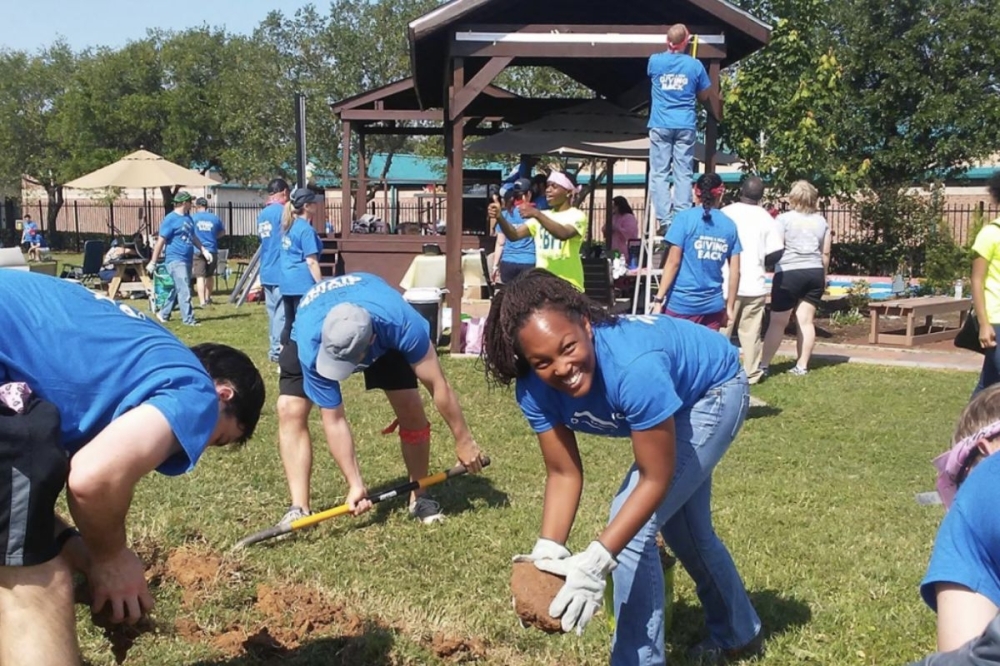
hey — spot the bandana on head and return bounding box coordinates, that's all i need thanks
[547,171,581,194]
[934,418,1000,508]
[266,192,287,206]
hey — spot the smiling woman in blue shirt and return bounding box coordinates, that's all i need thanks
[481,269,761,665]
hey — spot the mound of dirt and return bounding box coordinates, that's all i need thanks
[510,562,565,634]
[430,633,487,662]
[165,545,225,607]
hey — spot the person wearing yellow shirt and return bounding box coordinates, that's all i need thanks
[490,171,588,290]
[971,173,1000,397]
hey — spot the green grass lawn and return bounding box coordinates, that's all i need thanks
[72,289,975,666]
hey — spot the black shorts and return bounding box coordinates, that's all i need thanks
[192,252,217,278]
[499,261,534,284]
[278,342,418,399]
[770,268,826,312]
[0,396,68,566]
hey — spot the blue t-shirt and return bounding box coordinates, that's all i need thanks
[647,52,711,130]
[279,217,323,297]
[21,221,38,244]
[921,453,1000,612]
[192,211,224,252]
[0,272,218,475]
[516,314,741,437]
[291,273,432,409]
[257,203,285,286]
[159,211,196,265]
[665,208,742,315]
[500,208,536,265]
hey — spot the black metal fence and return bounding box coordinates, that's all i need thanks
[12,198,999,264]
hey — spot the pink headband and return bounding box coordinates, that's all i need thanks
[547,171,581,194]
[934,418,1000,508]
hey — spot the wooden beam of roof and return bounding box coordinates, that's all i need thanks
[449,56,513,121]
[340,109,441,121]
[330,77,518,115]
[451,38,726,60]
[461,23,722,35]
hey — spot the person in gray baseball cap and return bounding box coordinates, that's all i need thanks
[273,272,486,530]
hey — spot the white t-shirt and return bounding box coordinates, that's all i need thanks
[720,202,782,297]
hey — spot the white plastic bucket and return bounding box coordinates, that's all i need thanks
[403,288,445,345]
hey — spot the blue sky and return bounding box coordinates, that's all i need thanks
[0,0,319,52]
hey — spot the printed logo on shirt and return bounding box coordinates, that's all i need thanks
[197,221,215,232]
[694,235,730,261]
[281,235,292,251]
[540,231,561,251]
[659,73,690,91]
[259,221,272,238]
[570,410,618,431]
[299,274,363,308]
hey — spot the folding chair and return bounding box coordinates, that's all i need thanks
[62,240,105,288]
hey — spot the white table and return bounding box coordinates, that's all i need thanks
[399,252,490,291]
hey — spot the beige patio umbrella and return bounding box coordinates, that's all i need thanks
[64,149,217,190]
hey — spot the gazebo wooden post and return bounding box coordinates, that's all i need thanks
[355,130,368,220]
[444,57,466,353]
[340,120,352,236]
[705,59,721,173]
[604,158,616,253]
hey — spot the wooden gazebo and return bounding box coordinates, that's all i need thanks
[330,0,770,351]
[407,0,771,350]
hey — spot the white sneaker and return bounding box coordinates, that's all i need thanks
[155,312,168,324]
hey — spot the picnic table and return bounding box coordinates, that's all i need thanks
[107,258,152,300]
[868,295,972,346]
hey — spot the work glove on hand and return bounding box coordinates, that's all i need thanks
[534,540,617,635]
[201,248,213,264]
[512,538,571,563]
[145,260,156,275]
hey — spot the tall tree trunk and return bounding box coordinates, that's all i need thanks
[160,185,180,214]
[45,184,64,234]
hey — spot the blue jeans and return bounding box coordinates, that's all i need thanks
[649,128,696,228]
[609,371,760,666]
[263,284,285,362]
[160,261,196,325]
[973,324,1000,396]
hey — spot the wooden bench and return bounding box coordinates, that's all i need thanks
[868,296,972,346]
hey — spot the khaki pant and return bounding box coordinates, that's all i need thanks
[722,295,767,384]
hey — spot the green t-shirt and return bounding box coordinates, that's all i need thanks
[972,221,1000,324]
[525,208,588,290]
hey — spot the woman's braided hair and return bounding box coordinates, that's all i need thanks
[481,268,618,388]
[694,172,724,222]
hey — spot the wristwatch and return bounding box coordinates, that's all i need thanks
[651,295,664,303]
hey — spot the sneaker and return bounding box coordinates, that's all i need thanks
[788,365,808,376]
[184,321,201,327]
[276,506,311,535]
[409,495,444,524]
[688,632,764,665]
[155,312,168,324]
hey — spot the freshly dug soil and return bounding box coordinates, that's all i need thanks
[510,562,565,634]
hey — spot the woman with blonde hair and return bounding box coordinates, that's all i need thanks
[759,180,831,377]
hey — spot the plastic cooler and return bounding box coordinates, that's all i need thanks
[403,287,446,345]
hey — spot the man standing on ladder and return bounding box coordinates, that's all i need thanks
[647,24,722,233]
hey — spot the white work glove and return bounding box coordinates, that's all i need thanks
[145,260,156,275]
[512,538,571,563]
[201,248,213,264]
[535,540,617,635]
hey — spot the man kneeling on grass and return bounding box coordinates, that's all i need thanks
[0,271,265,665]
[274,272,485,529]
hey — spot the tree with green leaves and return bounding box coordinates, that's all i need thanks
[0,43,77,230]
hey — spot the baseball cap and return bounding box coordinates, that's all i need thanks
[316,303,374,381]
[173,191,193,203]
[290,187,319,208]
[510,177,532,194]
[195,197,208,207]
